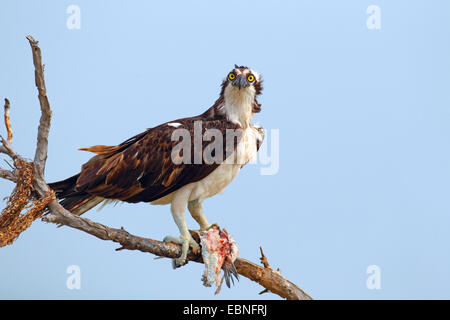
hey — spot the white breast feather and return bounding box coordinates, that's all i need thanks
[188,126,259,201]
[222,86,255,128]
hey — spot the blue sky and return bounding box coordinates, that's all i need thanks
[1,0,450,299]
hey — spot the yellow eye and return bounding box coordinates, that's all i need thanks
[247,74,255,82]
[228,73,236,80]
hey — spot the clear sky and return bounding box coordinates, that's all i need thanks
[1,0,449,299]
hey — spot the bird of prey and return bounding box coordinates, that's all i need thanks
[49,65,264,266]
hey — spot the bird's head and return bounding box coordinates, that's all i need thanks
[223,64,262,95]
[216,65,263,120]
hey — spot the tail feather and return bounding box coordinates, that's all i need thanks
[49,174,103,216]
[59,194,104,216]
[48,174,80,198]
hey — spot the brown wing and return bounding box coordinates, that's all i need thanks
[75,111,241,203]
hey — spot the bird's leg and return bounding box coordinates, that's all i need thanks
[164,196,200,268]
[188,199,211,231]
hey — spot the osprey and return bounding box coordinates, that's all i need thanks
[49,65,264,266]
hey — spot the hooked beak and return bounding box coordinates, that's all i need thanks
[232,76,249,90]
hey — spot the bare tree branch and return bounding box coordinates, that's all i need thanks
[0,168,16,183]
[0,35,313,300]
[0,99,17,184]
[0,135,19,160]
[26,35,52,195]
[42,207,312,300]
[235,258,312,300]
[4,98,12,144]
[259,246,271,269]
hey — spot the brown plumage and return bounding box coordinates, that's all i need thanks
[49,65,264,268]
[49,106,242,213]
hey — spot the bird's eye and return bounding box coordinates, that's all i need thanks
[247,74,255,82]
[228,73,236,80]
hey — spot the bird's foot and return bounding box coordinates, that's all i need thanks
[193,222,220,233]
[163,234,200,268]
[190,223,221,243]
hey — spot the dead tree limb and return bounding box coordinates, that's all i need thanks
[4,98,12,144]
[0,35,313,300]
